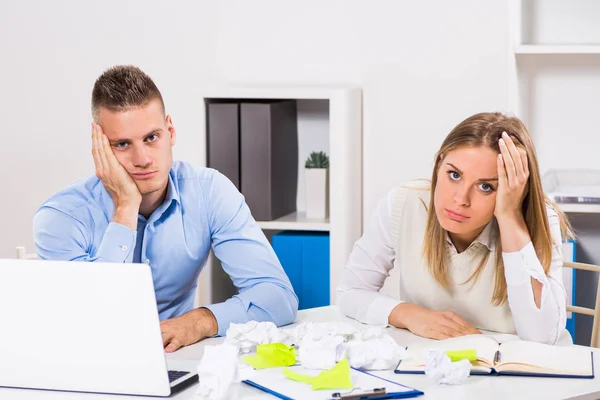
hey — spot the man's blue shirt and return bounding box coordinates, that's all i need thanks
[34,161,298,335]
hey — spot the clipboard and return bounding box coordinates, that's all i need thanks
[243,366,424,400]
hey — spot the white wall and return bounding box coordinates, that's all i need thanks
[0,0,511,257]
[513,0,600,346]
[0,0,219,257]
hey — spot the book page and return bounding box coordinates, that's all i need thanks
[498,341,593,376]
[397,334,498,371]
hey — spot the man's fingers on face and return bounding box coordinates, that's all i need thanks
[100,134,113,162]
[92,128,105,175]
[94,129,111,172]
[92,129,99,162]
[101,133,124,172]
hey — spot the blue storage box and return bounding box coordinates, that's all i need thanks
[272,231,330,310]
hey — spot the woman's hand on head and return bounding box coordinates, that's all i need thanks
[494,131,529,222]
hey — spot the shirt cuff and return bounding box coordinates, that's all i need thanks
[205,300,249,337]
[96,222,136,263]
[502,241,547,287]
[367,296,404,326]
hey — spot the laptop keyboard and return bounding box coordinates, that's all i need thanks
[168,370,190,383]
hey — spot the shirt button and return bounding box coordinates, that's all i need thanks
[120,245,128,252]
[145,259,150,265]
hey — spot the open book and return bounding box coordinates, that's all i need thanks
[395,334,594,378]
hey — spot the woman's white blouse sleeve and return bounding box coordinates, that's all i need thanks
[502,209,567,345]
[336,189,403,325]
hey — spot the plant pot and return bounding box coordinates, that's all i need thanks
[305,168,329,219]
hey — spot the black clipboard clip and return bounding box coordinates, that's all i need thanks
[331,387,387,400]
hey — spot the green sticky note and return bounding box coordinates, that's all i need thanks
[283,367,316,384]
[283,359,353,390]
[242,343,296,369]
[446,349,477,362]
[311,359,352,390]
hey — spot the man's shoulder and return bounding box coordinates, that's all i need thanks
[171,161,226,190]
[39,175,105,214]
[171,162,241,217]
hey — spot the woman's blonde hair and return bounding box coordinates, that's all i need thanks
[422,112,573,305]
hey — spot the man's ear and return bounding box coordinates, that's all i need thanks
[165,114,176,146]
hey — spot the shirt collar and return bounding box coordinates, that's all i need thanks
[165,170,181,207]
[445,219,497,252]
[151,170,180,220]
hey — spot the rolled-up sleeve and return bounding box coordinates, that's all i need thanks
[502,210,567,345]
[202,171,299,336]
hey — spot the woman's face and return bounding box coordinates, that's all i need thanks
[434,145,499,245]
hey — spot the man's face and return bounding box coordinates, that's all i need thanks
[96,99,176,196]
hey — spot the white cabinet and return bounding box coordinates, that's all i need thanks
[509,0,600,345]
[195,86,362,307]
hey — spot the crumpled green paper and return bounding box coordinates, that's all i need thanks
[242,343,297,369]
[283,358,352,390]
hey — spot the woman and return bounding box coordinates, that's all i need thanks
[337,112,573,345]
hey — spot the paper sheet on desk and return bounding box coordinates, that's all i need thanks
[243,366,423,400]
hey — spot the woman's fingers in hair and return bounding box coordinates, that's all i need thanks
[519,147,529,177]
[497,152,507,187]
[498,133,518,185]
[500,131,529,185]
[502,131,525,178]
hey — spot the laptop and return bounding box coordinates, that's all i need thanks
[0,259,199,396]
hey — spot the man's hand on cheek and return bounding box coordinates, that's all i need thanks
[91,123,141,230]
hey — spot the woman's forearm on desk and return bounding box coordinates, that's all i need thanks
[337,287,402,325]
[336,191,399,325]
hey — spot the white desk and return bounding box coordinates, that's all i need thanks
[3,306,600,400]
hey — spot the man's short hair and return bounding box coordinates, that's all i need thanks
[91,65,165,120]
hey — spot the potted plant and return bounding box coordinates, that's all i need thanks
[304,151,329,219]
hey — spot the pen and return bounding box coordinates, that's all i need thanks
[493,350,501,365]
[331,387,386,399]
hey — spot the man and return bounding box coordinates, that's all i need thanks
[34,65,298,352]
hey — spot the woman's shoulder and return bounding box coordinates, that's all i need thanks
[545,203,559,218]
[388,180,431,242]
[388,179,431,206]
